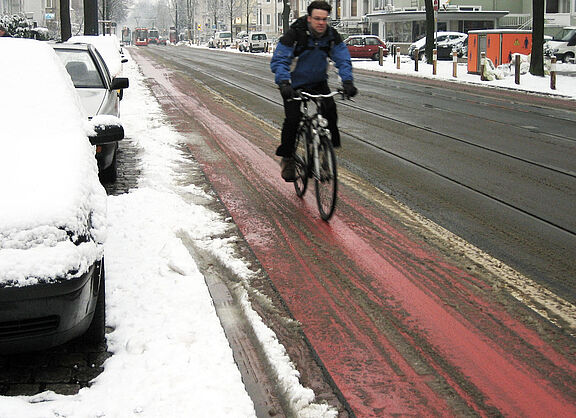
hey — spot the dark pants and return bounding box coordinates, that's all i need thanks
[276,81,340,157]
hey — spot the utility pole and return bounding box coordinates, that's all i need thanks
[60,0,71,40]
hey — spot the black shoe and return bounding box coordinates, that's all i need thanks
[281,157,296,182]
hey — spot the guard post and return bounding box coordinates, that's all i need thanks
[550,56,557,90]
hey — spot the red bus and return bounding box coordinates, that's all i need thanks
[134,28,149,46]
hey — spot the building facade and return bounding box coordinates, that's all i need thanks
[333,0,576,42]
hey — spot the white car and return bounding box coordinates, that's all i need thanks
[244,31,268,53]
[53,42,129,183]
[0,38,123,354]
[408,31,467,60]
[545,27,576,63]
[66,34,128,77]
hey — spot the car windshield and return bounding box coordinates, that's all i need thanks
[54,49,105,88]
[252,34,266,40]
[218,32,232,39]
[560,29,576,41]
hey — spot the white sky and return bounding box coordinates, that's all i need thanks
[0,40,574,417]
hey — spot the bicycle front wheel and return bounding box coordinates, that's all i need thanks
[315,135,338,221]
[293,124,309,197]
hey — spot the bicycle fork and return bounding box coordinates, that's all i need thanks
[311,126,333,181]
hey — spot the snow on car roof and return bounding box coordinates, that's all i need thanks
[67,34,124,77]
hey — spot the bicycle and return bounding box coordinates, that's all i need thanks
[292,90,344,221]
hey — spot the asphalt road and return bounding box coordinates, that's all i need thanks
[130,45,576,416]
[139,44,576,302]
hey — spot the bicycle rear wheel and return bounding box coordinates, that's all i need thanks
[293,124,309,197]
[315,134,338,221]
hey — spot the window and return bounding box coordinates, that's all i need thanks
[366,37,379,45]
[351,0,357,17]
[266,14,271,25]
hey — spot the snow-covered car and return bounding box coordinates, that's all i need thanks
[344,35,389,60]
[65,34,127,78]
[0,39,123,354]
[53,42,129,183]
[408,31,467,60]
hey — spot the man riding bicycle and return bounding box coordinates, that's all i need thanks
[270,0,358,182]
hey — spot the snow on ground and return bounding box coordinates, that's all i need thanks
[1,42,574,418]
[0,48,337,417]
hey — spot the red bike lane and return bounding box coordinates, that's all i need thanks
[132,49,576,417]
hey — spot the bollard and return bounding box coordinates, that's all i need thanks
[379,46,384,66]
[515,54,521,85]
[480,52,486,81]
[432,49,437,75]
[396,46,401,69]
[414,48,419,72]
[452,51,458,77]
[550,56,557,90]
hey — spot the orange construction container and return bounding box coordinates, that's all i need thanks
[468,30,532,74]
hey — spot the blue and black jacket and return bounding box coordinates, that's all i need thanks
[270,16,353,89]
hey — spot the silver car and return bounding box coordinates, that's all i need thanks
[53,43,129,183]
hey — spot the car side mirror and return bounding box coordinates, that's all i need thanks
[88,116,124,145]
[111,77,129,90]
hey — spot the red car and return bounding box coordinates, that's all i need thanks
[345,35,389,60]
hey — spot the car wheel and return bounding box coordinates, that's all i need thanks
[80,259,106,344]
[564,52,574,63]
[99,152,117,184]
[371,52,379,61]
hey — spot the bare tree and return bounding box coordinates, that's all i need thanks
[223,0,241,34]
[530,0,545,76]
[282,0,290,33]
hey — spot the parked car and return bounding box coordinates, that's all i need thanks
[209,31,233,48]
[545,26,576,63]
[237,32,249,51]
[408,31,468,60]
[243,31,268,52]
[65,34,128,78]
[0,38,123,354]
[344,35,388,60]
[53,42,129,183]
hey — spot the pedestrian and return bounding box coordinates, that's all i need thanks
[270,0,357,182]
[0,25,11,37]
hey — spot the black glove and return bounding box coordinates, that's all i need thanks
[279,81,296,100]
[342,80,358,98]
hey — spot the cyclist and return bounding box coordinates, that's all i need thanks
[270,0,357,182]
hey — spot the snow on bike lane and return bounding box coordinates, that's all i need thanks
[0,49,339,417]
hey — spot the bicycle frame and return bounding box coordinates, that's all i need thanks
[292,90,342,220]
[297,91,338,180]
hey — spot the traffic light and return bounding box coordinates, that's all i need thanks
[197,24,201,30]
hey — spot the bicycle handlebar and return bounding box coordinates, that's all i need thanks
[290,89,352,102]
